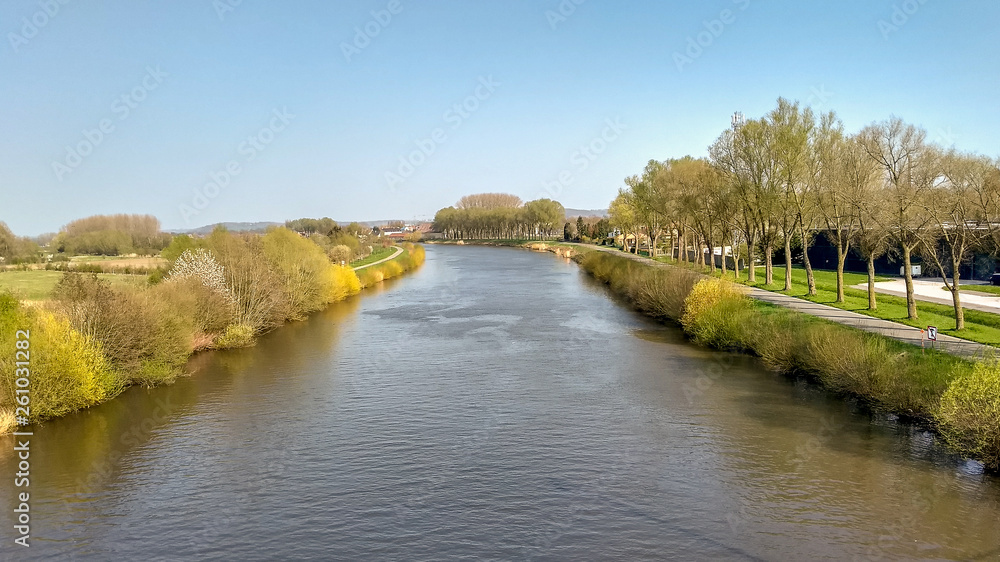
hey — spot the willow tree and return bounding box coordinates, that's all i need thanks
[766,98,815,291]
[919,151,994,330]
[859,117,934,320]
[609,190,639,253]
[710,120,780,283]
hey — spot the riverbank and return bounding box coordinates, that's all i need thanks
[0,240,425,434]
[509,241,999,471]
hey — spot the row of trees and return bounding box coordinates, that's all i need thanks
[433,195,565,239]
[563,215,612,242]
[609,98,1000,330]
[53,214,172,255]
[0,222,39,263]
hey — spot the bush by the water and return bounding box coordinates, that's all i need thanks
[356,243,425,288]
[936,359,1000,469]
[578,249,995,469]
[0,228,405,432]
[0,293,123,431]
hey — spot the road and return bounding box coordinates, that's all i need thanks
[853,277,1000,315]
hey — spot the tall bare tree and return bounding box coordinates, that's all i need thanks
[859,117,934,319]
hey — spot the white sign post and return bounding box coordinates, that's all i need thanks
[927,326,938,349]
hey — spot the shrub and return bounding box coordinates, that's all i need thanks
[937,359,1000,470]
[50,273,191,386]
[215,323,255,349]
[263,227,353,320]
[681,278,755,349]
[328,244,352,265]
[0,293,123,424]
[206,230,289,333]
[153,277,233,338]
[327,265,361,302]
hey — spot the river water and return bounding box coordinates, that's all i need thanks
[2,245,999,560]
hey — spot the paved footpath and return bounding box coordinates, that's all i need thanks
[353,246,403,270]
[566,243,995,359]
[854,278,1000,315]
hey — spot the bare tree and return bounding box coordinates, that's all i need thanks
[918,150,993,329]
[767,98,815,291]
[859,117,934,319]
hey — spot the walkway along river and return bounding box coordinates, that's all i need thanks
[2,245,999,559]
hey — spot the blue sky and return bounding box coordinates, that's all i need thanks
[1,0,998,235]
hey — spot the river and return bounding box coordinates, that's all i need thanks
[3,245,999,560]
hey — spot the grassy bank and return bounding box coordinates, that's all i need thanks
[729,265,1000,346]
[349,246,396,268]
[0,232,425,434]
[573,250,1000,471]
[355,243,425,288]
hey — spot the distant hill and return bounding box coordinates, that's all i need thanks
[168,221,282,235]
[564,208,608,219]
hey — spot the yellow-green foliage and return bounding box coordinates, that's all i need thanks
[357,244,425,288]
[0,293,123,426]
[327,265,361,302]
[578,251,702,322]
[681,278,753,349]
[263,227,341,320]
[937,360,1000,470]
[215,323,256,349]
[0,236,421,433]
[51,274,192,387]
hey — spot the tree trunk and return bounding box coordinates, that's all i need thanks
[951,259,964,330]
[835,245,847,303]
[867,255,877,311]
[764,243,773,285]
[951,286,964,330]
[747,242,757,283]
[801,225,816,296]
[731,234,740,280]
[719,240,726,276]
[902,244,918,320]
[783,235,793,291]
[708,229,717,275]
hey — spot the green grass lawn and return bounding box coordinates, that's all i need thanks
[0,270,148,301]
[349,246,396,267]
[622,245,1000,346]
[734,265,1000,346]
[954,284,1000,296]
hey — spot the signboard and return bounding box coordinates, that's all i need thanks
[927,326,938,341]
